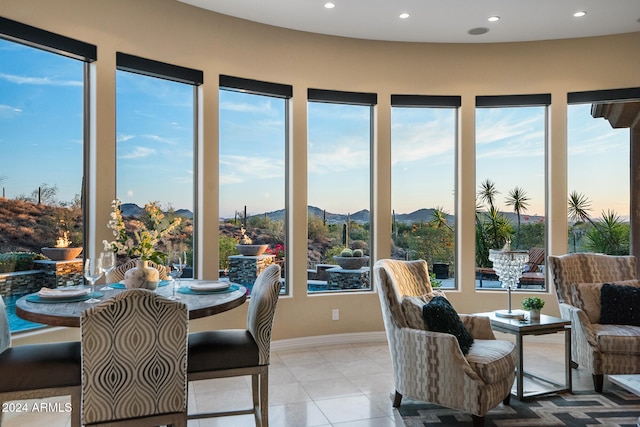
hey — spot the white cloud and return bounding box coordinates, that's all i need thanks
[308,138,369,174]
[144,134,176,144]
[0,72,82,87]
[0,104,22,119]
[117,134,135,143]
[118,146,156,159]
[220,99,273,114]
[219,154,284,184]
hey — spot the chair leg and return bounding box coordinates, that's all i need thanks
[593,374,604,393]
[503,393,511,406]
[392,391,403,408]
[259,369,269,427]
[70,389,81,427]
[472,415,485,427]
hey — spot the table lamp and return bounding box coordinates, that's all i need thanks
[489,242,529,319]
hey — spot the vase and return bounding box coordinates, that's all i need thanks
[123,260,159,290]
[529,309,541,321]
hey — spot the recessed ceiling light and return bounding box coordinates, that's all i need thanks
[488,16,500,22]
[399,13,410,19]
[324,2,335,9]
[573,11,587,17]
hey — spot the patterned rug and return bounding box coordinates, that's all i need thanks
[398,385,640,426]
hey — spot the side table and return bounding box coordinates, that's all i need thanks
[476,311,572,400]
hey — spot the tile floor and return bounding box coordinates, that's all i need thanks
[3,332,602,427]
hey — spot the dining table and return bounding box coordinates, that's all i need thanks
[15,280,248,328]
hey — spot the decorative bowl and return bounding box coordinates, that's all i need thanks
[41,247,83,261]
[236,244,268,256]
[333,255,370,270]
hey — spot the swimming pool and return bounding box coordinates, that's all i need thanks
[4,295,44,332]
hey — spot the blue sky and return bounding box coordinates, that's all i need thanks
[0,37,631,221]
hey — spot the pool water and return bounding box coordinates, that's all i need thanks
[4,295,44,333]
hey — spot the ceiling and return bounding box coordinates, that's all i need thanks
[178,0,640,43]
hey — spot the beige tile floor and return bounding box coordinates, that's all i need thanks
[2,332,602,427]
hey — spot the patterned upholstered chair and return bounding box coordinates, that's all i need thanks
[0,295,81,427]
[187,264,282,427]
[81,289,188,426]
[374,259,516,427]
[547,253,640,392]
[105,259,169,283]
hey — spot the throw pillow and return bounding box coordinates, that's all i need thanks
[422,296,474,355]
[600,283,640,327]
[401,290,447,330]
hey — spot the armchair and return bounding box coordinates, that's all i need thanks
[547,253,640,392]
[374,259,516,427]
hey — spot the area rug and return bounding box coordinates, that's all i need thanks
[398,385,640,426]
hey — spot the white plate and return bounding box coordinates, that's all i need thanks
[189,281,230,292]
[37,287,91,299]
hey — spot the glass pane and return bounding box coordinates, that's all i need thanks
[219,89,286,293]
[0,39,84,331]
[307,102,372,293]
[115,71,194,272]
[568,103,630,254]
[475,106,546,291]
[391,107,456,289]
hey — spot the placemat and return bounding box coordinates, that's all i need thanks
[178,284,240,295]
[110,280,170,289]
[26,292,105,304]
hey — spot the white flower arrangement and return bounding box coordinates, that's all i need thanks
[102,199,181,264]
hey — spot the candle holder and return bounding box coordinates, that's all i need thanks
[489,247,529,319]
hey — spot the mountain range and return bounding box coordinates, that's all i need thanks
[121,203,543,225]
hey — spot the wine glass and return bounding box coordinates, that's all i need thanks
[100,251,116,290]
[167,252,184,300]
[84,257,103,304]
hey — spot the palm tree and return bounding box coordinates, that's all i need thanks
[505,186,530,248]
[429,206,453,231]
[568,191,621,254]
[477,179,499,210]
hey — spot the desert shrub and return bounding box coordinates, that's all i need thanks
[308,214,329,240]
[0,252,46,273]
[219,235,239,271]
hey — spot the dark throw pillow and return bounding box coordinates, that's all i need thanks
[422,296,474,355]
[600,283,640,327]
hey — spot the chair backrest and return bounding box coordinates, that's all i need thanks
[527,247,545,272]
[80,289,188,425]
[374,259,434,329]
[246,264,283,365]
[547,253,637,304]
[0,296,11,353]
[106,259,168,283]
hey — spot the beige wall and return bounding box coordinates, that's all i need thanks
[3,0,640,344]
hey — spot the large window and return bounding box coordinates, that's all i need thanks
[218,76,290,293]
[0,17,95,331]
[116,53,200,274]
[567,92,633,254]
[391,95,459,289]
[475,95,549,291]
[307,89,375,293]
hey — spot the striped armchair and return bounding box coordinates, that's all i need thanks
[548,253,640,392]
[374,259,516,427]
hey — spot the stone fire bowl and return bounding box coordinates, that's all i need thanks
[333,256,370,270]
[41,247,83,261]
[236,244,268,256]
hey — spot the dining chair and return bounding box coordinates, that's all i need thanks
[80,289,188,426]
[187,264,283,427]
[0,295,81,427]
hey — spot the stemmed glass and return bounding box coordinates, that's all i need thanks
[84,257,104,304]
[167,251,185,300]
[99,251,116,290]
